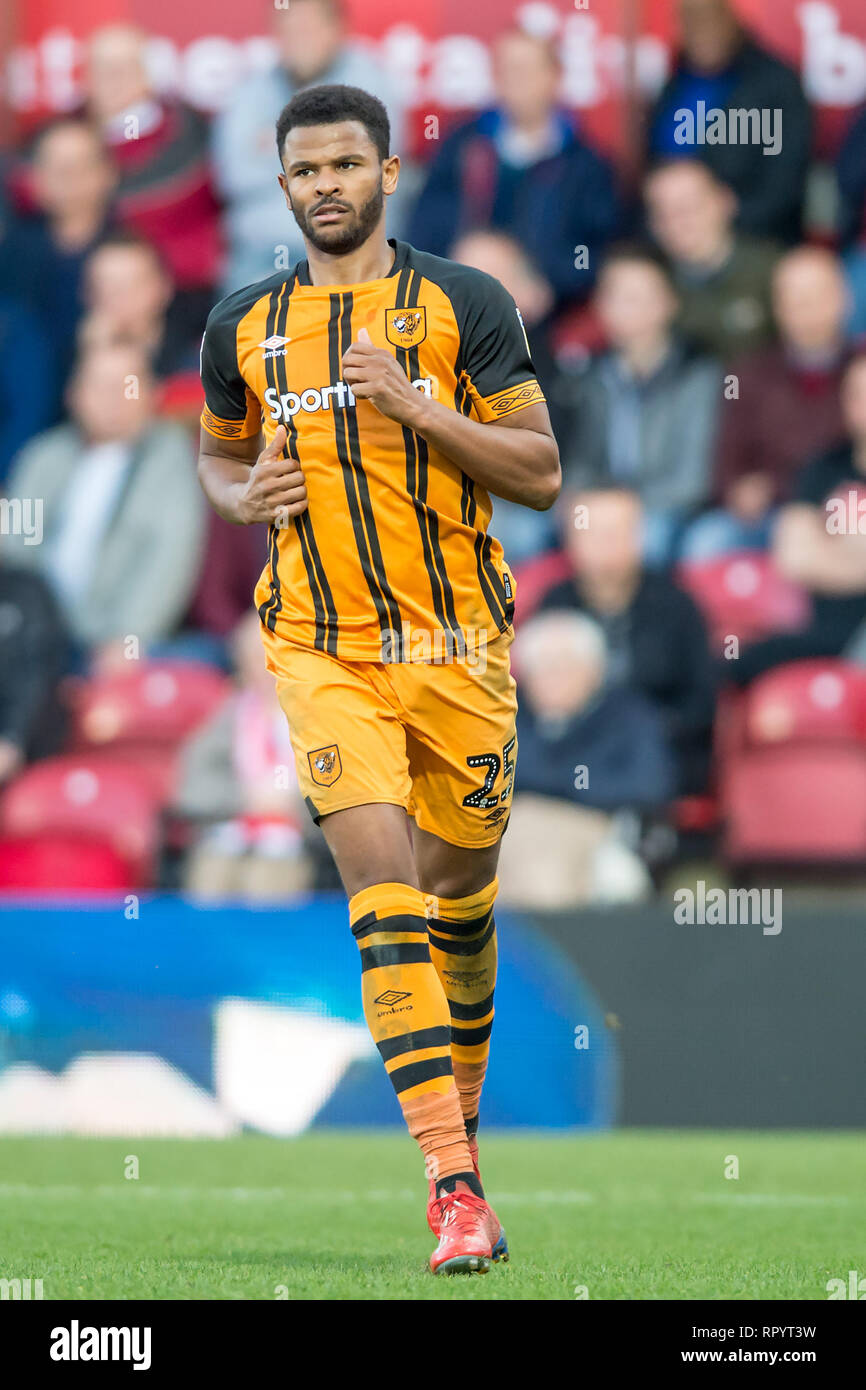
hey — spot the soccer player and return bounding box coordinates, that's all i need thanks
[198,85,560,1274]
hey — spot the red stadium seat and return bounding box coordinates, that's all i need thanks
[672,794,719,833]
[741,660,866,747]
[722,744,866,864]
[69,661,230,755]
[713,683,749,770]
[717,661,866,863]
[676,552,810,650]
[0,834,136,893]
[75,747,179,803]
[0,755,161,886]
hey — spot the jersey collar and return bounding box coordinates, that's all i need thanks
[293,238,409,288]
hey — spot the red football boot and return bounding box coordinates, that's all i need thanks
[426,1141,509,1263]
[467,1132,509,1263]
[428,1189,497,1275]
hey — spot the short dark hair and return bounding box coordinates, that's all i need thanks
[88,229,171,278]
[31,115,108,159]
[644,155,725,191]
[275,84,390,165]
[598,239,676,290]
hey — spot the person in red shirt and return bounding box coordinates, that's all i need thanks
[82,24,222,329]
[682,246,853,560]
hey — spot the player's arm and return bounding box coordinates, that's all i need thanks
[342,271,562,510]
[343,329,559,510]
[402,393,560,511]
[198,424,308,525]
[197,301,307,525]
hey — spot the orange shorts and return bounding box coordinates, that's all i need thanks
[260,626,518,849]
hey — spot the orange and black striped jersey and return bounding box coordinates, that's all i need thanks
[199,238,545,661]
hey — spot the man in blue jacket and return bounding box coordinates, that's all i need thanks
[409,29,621,310]
[514,609,675,813]
[648,0,810,244]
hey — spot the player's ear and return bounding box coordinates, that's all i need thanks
[382,154,400,198]
[277,172,293,210]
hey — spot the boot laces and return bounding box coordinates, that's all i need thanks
[437,1190,485,1234]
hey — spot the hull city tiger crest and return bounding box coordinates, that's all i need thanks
[385,307,427,349]
[308,744,342,786]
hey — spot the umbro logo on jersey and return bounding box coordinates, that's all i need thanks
[259,335,292,359]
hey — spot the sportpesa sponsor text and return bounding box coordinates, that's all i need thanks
[264,378,435,422]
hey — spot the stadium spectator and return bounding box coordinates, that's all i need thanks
[184,515,269,651]
[83,24,221,326]
[648,0,810,244]
[213,0,406,292]
[836,101,866,338]
[0,294,56,486]
[0,118,116,408]
[644,159,779,360]
[683,246,851,559]
[538,487,716,794]
[450,228,575,562]
[4,342,205,663]
[174,611,312,902]
[409,28,621,310]
[0,547,68,784]
[561,242,721,565]
[497,610,668,908]
[514,611,675,813]
[80,231,202,377]
[730,353,866,685]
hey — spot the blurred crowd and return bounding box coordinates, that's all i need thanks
[4,0,866,905]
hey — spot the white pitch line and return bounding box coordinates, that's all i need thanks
[0,1185,851,1207]
[0,1183,595,1205]
[692,1193,853,1206]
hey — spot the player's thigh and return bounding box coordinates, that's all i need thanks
[319,802,419,897]
[398,629,518,857]
[262,631,413,851]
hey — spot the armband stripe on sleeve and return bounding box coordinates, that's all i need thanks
[482,380,546,418]
[201,405,260,440]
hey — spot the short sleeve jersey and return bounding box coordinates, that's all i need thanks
[200,239,545,660]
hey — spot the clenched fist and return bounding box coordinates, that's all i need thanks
[237,424,307,525]
[342,327,428,428]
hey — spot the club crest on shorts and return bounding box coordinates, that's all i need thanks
[385,307,427,348]
[308,744,342,786]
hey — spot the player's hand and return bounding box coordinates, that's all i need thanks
[342,328,427,427]
[236,424,308,525]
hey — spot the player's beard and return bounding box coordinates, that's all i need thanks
[294,181,386,256]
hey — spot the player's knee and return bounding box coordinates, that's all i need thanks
[340,865,420,899]
[421,863,499,902]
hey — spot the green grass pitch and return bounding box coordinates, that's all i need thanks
[0,1131,860,1300]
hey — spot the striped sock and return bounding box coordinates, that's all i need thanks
[425,879,498,1132]
[349,881,478,1192]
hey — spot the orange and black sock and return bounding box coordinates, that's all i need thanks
[349,881,481,1198]
[425,879,498,1142]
